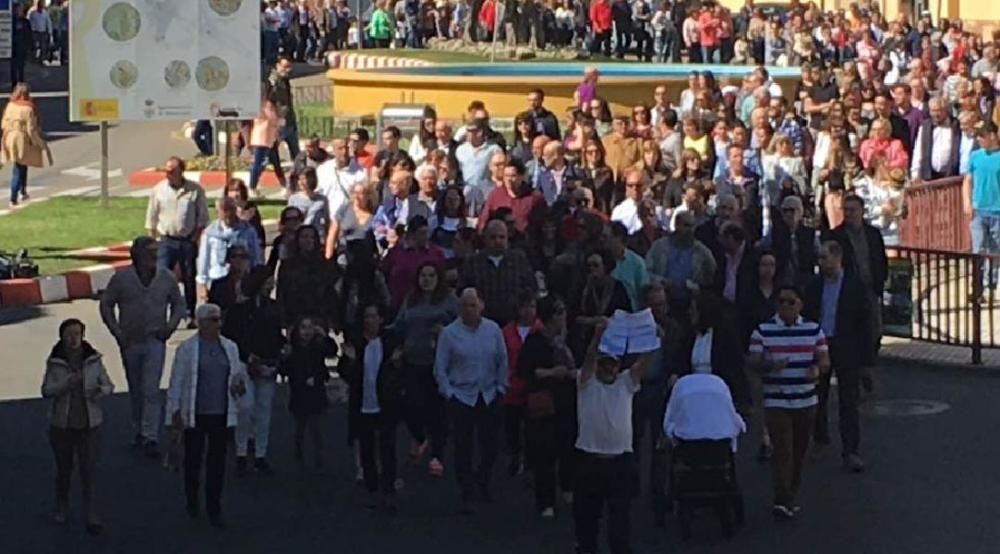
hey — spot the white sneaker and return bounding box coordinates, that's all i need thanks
[541,507,555,518]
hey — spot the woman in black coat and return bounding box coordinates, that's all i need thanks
[677,292,752,413]
[280,316,337,470]
[518,296,578,517]
[338,303,404,512]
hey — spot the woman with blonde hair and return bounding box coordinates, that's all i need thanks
[2,82,51,207]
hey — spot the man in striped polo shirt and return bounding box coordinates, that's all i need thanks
[748,284,831,519]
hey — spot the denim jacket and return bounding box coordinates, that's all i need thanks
[196,220,262,285]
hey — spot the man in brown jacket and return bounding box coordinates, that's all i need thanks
[603,115,641,182]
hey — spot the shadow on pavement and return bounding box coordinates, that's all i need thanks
[0,304,46,326]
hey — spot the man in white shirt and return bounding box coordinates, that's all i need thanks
[574,322,655,554]
[611,169,647,234]
[27,2,52,63]
[911,97,960,182]
[316,138,367,223]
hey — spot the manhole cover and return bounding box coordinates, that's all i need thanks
[865,399,950,417]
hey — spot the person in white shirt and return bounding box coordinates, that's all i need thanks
[574,321,656,554]
[610,169,647,234]
[316,138,367,223]
[27,1,52,63]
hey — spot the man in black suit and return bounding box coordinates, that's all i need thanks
[712,222,758,307]
[826,194,888,360]
[804,241,873,473]
[762,196,819,291]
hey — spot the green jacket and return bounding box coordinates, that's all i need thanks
[369,9,392,40]
[266,70,296,127]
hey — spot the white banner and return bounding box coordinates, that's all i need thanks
[69,0,261,121]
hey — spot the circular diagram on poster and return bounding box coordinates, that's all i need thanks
[102,3,142,42]
[109,60,139,89]
[208,0,243,16]
[196,57,230,91]
[164,60,192,89]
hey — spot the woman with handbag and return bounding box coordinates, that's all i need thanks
[42,318,114,534]
[518,296,578,518]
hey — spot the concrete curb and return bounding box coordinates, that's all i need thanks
[0,220,279,309]
[325,51,432,70]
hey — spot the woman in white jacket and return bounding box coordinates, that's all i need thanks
[166,303,248,528]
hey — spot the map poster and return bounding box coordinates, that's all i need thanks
[70,0,261,122]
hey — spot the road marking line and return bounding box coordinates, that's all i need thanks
[53,186,101,197]
[61,165,124,181]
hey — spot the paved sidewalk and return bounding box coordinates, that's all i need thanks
[881,337,1000,368]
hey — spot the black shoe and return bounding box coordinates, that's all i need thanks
[254,457,274,476]
[236,456,248,477]
[186,503,200,519]
[208,514,225,529]
[144,441,160,460]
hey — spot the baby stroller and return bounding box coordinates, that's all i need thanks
[663,374,747,540]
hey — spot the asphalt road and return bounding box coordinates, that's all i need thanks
[1,299,1000,554]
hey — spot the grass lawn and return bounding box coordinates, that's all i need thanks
[0,197,287,275]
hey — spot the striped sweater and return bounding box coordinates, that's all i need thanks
[749,315,828,410]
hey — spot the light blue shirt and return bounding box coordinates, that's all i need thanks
[820,272,843,338]
[959,134,976,176]
[970,148,1000,214]
[611,249,649,311]
[196,220,262,285]
[455,142,502,192]
[434,318,509,407]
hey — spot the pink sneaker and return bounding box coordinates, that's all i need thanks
[428,458,444,477]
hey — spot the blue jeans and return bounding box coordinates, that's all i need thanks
[971,211,1000,288]
[121,339,167,442]
[279,125,301,160]
[701,45,720,63]
[9,163,27,204]
[158,237,197,318]
[249,145,288,191]
[655,30,679,63]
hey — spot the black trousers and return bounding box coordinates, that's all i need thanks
[633,383,668,515]
[184,415,228,517]
[525,413,577,510]
[504,403,524,464]
[591,31,612,57]
[574,452,634,554]
[814,339,861,456]
[633,30,652,61]
[357,412,398,494]
[448,397,501,502]
[614,28,631,58]
[50,426,97,507]
[404,364,447,460]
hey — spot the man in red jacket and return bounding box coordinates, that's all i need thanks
[589,0,613,57]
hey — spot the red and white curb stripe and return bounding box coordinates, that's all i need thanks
[326,52,432,70]
[129,169,284,189]
[0,261,130,308]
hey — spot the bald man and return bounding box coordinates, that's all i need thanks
[434,287,509,514]
[911,96,961,181]
[316,137,367,218]
[523,135,551,189]
[538,141,585,206]
[457,220,537,325]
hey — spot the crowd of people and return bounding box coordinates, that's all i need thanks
[36,1,1000,550]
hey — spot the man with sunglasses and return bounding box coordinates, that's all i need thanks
[749,284,830,519]
[761,196,819,292]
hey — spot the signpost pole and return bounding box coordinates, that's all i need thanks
[224,120,232,186]
[99,121,109,209]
